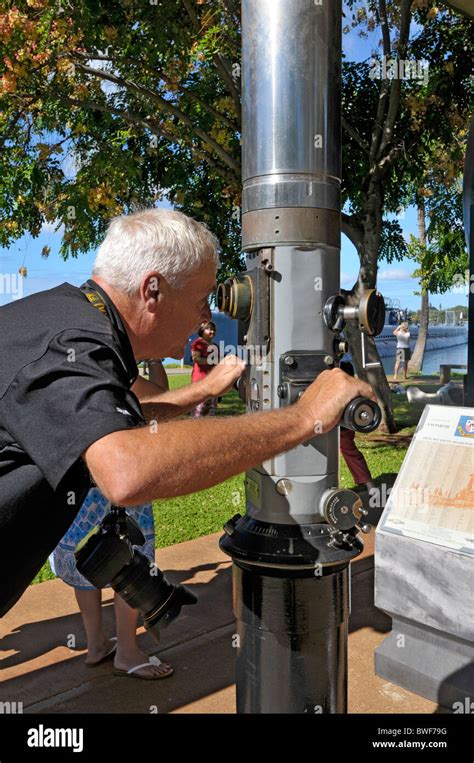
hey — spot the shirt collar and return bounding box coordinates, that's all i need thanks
[84,279,139,386]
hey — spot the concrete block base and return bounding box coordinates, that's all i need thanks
[375,618,474,711]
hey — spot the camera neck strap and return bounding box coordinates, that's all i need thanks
[78,279,139,386]
[79,282,112,322]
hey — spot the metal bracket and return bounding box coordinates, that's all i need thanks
[360,331,382,370]
[278,351,332,406]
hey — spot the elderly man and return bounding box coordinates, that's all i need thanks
[0,208,375,617]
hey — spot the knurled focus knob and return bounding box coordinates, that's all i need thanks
[320,488,364,532]
[340,397,381,432]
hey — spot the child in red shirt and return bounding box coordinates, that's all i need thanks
[190,320,219,417]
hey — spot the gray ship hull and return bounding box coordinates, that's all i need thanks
[374,324,468,358]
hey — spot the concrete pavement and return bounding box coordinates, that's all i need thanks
[0,530,440,714]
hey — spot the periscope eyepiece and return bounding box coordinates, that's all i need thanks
[217,275,254,321]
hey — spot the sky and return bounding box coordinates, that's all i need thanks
[0,6,469,313]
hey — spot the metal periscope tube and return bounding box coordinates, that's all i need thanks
[218,0,369,714]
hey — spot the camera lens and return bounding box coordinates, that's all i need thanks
[111,550,197,636]
[76,531,197,639]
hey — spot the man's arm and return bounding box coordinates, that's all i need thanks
[83,368,377,507]
[132,373,168,401]
[133,355,246,422]
[146,360,169,391]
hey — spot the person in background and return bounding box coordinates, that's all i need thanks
[339,361,375,495]
[50,363,173,680]
[393,321,411,381]
[190,320,219,418]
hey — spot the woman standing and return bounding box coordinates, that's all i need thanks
[393,321,411,381]
[190,320,219,418]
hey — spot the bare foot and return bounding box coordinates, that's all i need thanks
[85,636,116,666]
[114,648,173,678]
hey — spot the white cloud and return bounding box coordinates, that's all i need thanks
[340,271,357,283]
[41,220,65,235]
[378,267,414,281]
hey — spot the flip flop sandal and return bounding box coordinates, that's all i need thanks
[85,637,117,667]
[113,654,174,680]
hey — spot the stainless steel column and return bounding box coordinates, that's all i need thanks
[242,0,341,251]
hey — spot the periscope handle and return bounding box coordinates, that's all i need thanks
[340,397,381,433]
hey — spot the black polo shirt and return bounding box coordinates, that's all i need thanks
[0,279,146,616]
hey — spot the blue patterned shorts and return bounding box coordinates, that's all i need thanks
[49,487,155,590]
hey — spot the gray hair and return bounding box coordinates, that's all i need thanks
[92,208,220,295]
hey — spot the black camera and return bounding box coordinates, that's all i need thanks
[75,507,197,639]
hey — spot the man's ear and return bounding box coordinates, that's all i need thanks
[142,273,162,307]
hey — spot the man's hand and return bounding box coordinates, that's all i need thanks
[203,354,246,397]
[296,368,378,435]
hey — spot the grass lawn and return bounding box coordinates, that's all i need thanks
[32,372,436,584]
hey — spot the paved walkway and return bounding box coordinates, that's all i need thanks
[0,530,439,714]
[165,368,192,375]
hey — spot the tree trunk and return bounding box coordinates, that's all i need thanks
[343,183,397,434]
[409,201,429,373]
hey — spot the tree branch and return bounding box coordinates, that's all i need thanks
[74,62,240,173]
[181,0,241,118]
[182,0,200,31]
[377,141,406,175]
[41,135,70,153]
[72,52,239,132]
[160,73,239,132]
[342,117,370,154]
[379,0,412,157]
[59,94,172,138]
[342,212,364,253]
[214,51,241,112]
[369,0,393,164]
[378,0,391,59]
[58,95,237,184]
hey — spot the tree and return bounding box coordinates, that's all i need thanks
[340,0,471,430]
[406,158,469,370]
[0,0,243,266]
[408,199,429,372]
